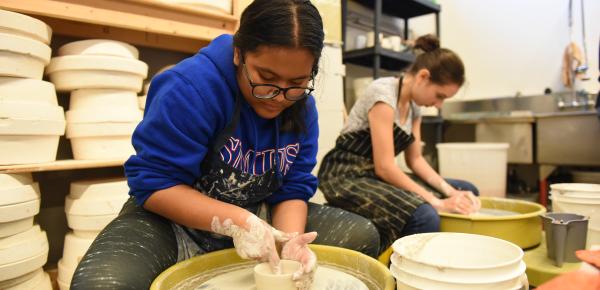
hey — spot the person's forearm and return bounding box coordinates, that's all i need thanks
[144,184,250,231]
[410,156,454,196]
[376,164,438,204]
[271,199,307,234]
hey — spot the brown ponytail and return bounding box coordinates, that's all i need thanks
[408,34,465,86]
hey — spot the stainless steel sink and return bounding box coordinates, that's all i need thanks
[536,111,600,166]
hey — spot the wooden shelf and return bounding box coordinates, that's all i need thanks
[353,0,440,19]
[0,0,243,53]
[0,159,126,174]
[343,47,416,71]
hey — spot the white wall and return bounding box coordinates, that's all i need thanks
[409,0,599,100]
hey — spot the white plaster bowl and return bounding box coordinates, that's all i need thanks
[0,268,51,290]
[66,107,142,124]
[0,9,52,44]
[70,89,139,111]
[0,251,50,286]
[66,212,118,233]
[0,199,40,223]
[0,33,51,79]
[0,102,65,165]
[0,77,58,105]
[46,55,148,92]
[58,39,139,59]
[391,232,524,287]
[0,217,34,238]
[0,183,40,206]
[0,225,48,266]
[69,178,129,199]
[65,194,128,216]
[0,173,33,189]
[61,232,95,270]
[57,258,75,287]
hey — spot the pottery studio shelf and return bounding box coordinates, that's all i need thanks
[0,159,126,174]
[0,0,243,53]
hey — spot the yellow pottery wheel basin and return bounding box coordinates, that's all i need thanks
[440,197,546,249]
[151,244,395,290]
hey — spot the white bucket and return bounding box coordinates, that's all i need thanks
[391,232,526,290]
[589,217,600,249]
[550,183,600,199]
[437,143,509,197]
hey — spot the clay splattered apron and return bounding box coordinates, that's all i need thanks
[317,79,439,249]
[176,93,283,256]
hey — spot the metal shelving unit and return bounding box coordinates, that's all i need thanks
[342,0,441,78]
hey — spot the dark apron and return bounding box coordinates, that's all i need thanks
[184,92,283,253]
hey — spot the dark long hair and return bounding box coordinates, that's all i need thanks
[408,34,465,86]
[233,0,324,134]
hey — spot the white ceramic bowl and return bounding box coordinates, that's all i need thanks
[0,77,58,105]
[0,33,51,79]
[66,212,118,233]
[58,39,139,59]
[61,232,95,267]
[0,217,34,238]
[69,178,128,199]
[46,55,148,92]
[0,183,40,206]
[0,9,52,44]
[70,89,139,111]
[69,135,136,160]
[0,199,40,223]
[57,258,76,286]
[65,194,128,216]
[0,173,33,189]
[0,225,48,266]
[0,239,48,281]
[66,107,142,124]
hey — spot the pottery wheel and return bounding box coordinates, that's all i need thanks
[191,265,369,290]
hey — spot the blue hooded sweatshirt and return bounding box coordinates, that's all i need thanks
[125,34,318,205]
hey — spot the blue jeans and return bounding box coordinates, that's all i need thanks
[400,178,479,237]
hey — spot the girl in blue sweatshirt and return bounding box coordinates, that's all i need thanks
[71,1,379,289]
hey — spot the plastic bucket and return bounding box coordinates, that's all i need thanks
[437,143,509,197]
[440,197,546,248]
[391,232,526,290]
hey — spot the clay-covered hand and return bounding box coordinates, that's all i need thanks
[211,214,296,273]
[455,190,481,212]
[431,194,476,215]
[281,232,318,290]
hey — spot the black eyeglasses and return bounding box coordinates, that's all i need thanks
[241,60,314,101]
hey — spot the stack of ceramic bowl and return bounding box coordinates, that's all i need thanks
[390,232,527,290]
[46,39,147,160]
[58,178,130,289]
[0,9,66,165]
[0,173,51,289]
[550,183,600,248]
